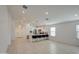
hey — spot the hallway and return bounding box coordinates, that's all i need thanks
[7,38,79,54]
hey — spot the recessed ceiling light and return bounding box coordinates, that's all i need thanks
[45,12,48,15]
[22,11,25,14]
[74,14,78,16]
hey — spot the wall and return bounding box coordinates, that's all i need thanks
[0,6,12,53]
[55,20,79,46]
[11,19,16,40]
[15,24,32,38]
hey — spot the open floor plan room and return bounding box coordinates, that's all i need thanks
[0,5,79,54]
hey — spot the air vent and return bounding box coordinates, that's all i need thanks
[22,5,28,9]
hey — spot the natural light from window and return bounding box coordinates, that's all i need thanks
[76,25,79,39]
[50,27,56,36]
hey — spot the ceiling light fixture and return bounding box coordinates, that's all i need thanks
[74,14,78,16]
[22,5,28,9]
[45,12,48,15]
[22,11,25,14]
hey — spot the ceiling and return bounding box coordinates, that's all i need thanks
[8,5,79,26]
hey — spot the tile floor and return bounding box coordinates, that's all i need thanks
[7,38,79,54]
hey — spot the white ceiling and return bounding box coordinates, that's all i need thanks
[8,5,79,26]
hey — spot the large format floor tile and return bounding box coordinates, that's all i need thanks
[7,38,79,54]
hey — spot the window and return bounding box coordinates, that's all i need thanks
[50,27,56,36]
[76,25,79,39]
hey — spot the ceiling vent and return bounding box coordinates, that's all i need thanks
[22,5,28,9]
